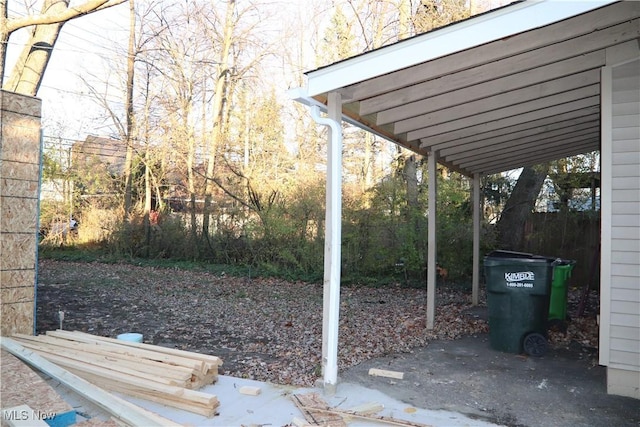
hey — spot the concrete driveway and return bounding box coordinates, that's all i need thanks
[340,334,640,427]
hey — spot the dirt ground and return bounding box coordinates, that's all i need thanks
[35,259,494,386]
[33,258,630,427]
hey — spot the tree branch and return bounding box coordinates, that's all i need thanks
[6,0,127,33]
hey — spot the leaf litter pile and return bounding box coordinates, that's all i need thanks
[35,259,599,387]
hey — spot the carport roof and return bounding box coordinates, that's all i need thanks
[291,0,640,177]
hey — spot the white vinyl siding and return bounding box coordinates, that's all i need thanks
[606,58,640,373]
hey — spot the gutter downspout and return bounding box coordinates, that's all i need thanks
[310,92,342,395]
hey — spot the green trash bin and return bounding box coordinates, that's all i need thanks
[548,260,576,322]
[484,250,556,357]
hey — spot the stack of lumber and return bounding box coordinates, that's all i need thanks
[10,330,223,417]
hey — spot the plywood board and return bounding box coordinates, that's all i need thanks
[0,90,41,340]
[0,350,74,420]
[0,160,41,181]
[0,270,35,290]
[0,90,42,117]
[1,303,34,336]
[1,197,39,233]
[0,113,41,164]
[0,233,37,270]
[0,178,39,199]
[0,286,35,303]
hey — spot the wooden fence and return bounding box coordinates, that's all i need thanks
[523,211,600,289]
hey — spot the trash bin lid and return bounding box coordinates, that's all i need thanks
[486,250,535,259]
[484,250,557,264]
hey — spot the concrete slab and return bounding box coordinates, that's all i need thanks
[116,375,499,426]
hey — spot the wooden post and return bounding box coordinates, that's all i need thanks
[426,151,438,330]
[310,92,343,395]
[472,173,481,306]
[324,91,342,394]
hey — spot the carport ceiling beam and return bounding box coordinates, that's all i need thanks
[379,53,605,127]
[415,94,599,143]
[477,141,600,175]
[427,110,600,151]
[455,136,600,169]
[441,123,600,159]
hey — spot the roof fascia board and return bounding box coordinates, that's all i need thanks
[304,0,617,97]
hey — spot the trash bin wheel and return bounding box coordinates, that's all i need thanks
[523,332,547,357]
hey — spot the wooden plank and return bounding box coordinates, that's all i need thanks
[11,337,192,386]
[22,343,221,416]
[292,393,431,427]
[238,386,261,396]
[291,393,346,427]
[12,334,194,383]
[43,332,219,385]
[1,337,181,427]
[45,331,205,372]
[368,368,404,380]
[346,402,384,415]
[21,349,184,388]
[66,371,218,418]
[62,330,222,368]
[33,354,216,406]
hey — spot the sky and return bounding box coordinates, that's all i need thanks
[5,0,315,142]
[6,2,131,140]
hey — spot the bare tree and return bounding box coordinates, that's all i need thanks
[201,0,235,242]
[1,0,127,95]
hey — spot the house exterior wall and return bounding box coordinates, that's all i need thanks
[0,90,42,336]
[600,56,640,399]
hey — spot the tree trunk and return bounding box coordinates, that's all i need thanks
[123,0,136,218]
[1,2,8,80]
[202,0,234,241]
[4,0,69,96]
[403,153,419,214]
[496,165,549,250]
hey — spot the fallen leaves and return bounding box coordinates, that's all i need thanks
[35,260,599,387]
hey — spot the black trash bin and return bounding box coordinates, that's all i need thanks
[484,250,556,356]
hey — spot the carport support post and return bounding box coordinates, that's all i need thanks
[319,91,342,395]
[472,173,481,305]
[426,151,438,329]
